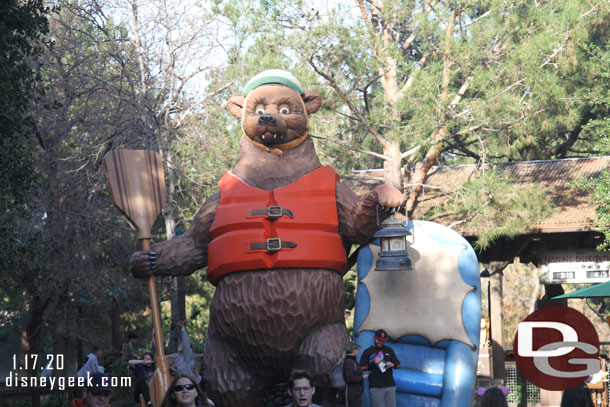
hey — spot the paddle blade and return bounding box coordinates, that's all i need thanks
[149,356,171,406]
[104,150,166,239]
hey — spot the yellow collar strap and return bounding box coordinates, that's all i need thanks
[241,91,310,158]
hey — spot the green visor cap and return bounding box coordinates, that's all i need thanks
[243,69,304,96]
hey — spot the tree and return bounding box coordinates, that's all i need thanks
[25,0,236,355]
[0,0,50,371]
[0,0,49,208]
[569,30,610,249]
[81,0,233,349]
[19,1,146,372]
[212,0,609,247]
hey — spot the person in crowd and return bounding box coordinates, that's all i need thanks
[171,321,199,382]
[160,373,214,407]
[71,372,113,407]
[129,351,155,406]
[78,345,105,378]
[343,341,368,407]
[477,386,508,407]
[360,329,400,407]
[285,370,321,407]
[121,333,139,363]
[560,382,594,407]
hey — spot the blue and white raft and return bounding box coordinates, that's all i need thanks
[354,220,481,407]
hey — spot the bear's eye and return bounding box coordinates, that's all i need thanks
[256,108,264,115]
[279,107,290,114]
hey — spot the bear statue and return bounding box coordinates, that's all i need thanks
[130,69,403,407]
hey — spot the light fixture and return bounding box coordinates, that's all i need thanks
[373,213,413,271]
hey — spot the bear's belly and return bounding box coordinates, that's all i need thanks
[210,268,345,349]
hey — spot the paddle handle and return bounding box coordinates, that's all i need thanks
[142,238,165,359]
[142,237,170,406]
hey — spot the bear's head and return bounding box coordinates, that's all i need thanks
[228,69,322,156]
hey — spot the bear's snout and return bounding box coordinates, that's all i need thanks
[258,114,277,126]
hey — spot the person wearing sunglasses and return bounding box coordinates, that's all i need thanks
[160,374,214,407]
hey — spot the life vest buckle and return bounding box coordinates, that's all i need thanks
[266,238,282,251]
[267,206,284,218]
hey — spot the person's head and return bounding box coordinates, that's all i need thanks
[480,387,508,407]
[287,370,315,407]
[82,372,113,407]
[128,333,138,345]
[92,345,102,358]
[561,382,593,407]
[374,329,389,348]
[142,351,154,366]
[161,373,209,407]
[346,341,361,356]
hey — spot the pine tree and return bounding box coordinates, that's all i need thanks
[213,0,609,246]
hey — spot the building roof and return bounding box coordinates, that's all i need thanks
[345,156,610,236]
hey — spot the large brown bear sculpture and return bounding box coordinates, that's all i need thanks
[130,69,403,407]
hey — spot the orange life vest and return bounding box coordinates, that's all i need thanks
[207,166,348,285]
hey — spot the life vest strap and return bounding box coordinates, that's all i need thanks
[248,205,294,219]
[249,238,297,252]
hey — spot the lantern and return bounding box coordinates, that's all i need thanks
[373,214,413,271]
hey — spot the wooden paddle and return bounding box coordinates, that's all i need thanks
[104,149,170,406]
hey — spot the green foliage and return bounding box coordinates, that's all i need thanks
[429,168,553,249]
[0,0,51,340]
[210,0,609,247]
[571,169,610,250]
[2,0,608,373]
[0,0,49,250]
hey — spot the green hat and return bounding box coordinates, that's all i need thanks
[243,69,304,96]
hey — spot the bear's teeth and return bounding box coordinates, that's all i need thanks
[262,135,266,140]
[274,134,277,139]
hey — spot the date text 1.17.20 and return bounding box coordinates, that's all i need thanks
[12,354,64,371]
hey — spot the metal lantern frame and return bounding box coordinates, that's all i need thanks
[373,210,413,271]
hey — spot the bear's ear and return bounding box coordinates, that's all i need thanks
[302,91,322,115]
[227,95,245,118]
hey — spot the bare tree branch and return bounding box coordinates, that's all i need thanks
[401,145,421,159]
[540,31,571,69]
[400,52,428,95]
[462,10,491,29]
[311,135,387,160]
[309,58,390,149]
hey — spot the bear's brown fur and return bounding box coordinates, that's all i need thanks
[130,81,403,407]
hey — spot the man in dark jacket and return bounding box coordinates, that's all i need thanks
[359,329,400,407]
[343,341,368,407]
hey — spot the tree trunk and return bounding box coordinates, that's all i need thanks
[169,277,186,352]
[383,141,403,191]
[485,261,508,381]
[163,146,186,352]
[405,134,445,218]
[52,286,69,379]
[20,284,51,377]
[529,268,540,314]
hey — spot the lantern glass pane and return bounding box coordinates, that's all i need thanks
[389,237,405,251]
[381,238,390,251]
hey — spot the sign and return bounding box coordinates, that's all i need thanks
[539,250,610,284]
[513,305,600,391]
